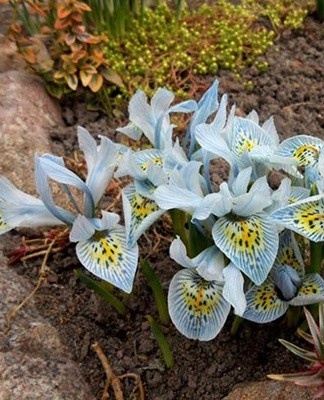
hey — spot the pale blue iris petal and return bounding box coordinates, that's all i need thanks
[168,268,230,340]
[100,211,120,230]
[272,265,302,300]
[275,230,304,275]
[222,263,246,316]
[230,167,252,197]
[117,122,143,141]
[114,150,146,180]
[232,176,272,217]
[289,186,310,203]
[0,176,44,205]
[289,274,324,306]
[267,178,291,213]
[122,184,164,247]
[246,109,259,124]
[231,117,276,158]
[77,126,98,173]
[186,80,220,155]
[154,185,202,214]
[262,116,279,146]
[270,194,324,242]
[169,236,195,269]
[318,147,324,177]
[212,214,278,285]
[194,246,225,281]
[35,156,76,225]
[127,90,155,144]
[0,209,12,234]
[70,214,96,242]
[195,123,233,165]
[243,277,288,323]
[277,135,323,166]
[151,87,174,119]
[36,155,94,217]
[1,203,64,228]
[84,135,119,205]
[163,139,188,170]
[169,99,197,114]
[193,186,232,220]
[76,225,139,293]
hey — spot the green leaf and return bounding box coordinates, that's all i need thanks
[278,338,318,363]
[304,306,324,361]
[101,68,124,87]
[141,260,170,325]
[75,269,127,315]
[147,315,174,369]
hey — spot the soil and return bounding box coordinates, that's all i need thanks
[3,13,324,400]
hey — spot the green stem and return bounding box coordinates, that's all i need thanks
[317,0,324,21]
[141,260,170,325]
[286,306,301,328]
[309,240,323,274]
[75,269,127,315]
[230,316,243,336]
[147,315,174,368]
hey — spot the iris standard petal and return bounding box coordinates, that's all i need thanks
[275,230,304,275]
[76,225,139,293]
[212,213,278,285]
[270,194,324,242]
[243,278,288,323]
[222,263,246,316]
[194,246,225,281]
[69,214,96,242]
[169,236,195,269]
[168,268,230,341]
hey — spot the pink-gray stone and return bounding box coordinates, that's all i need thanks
[223,380,317,400]
[0,251,96,400]
[0,70,64,195]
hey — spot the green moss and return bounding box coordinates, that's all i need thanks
[102,0,312,100]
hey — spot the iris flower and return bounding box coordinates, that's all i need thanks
[0,127,139,293]
[155,166,279,285]
[243,230,324,323]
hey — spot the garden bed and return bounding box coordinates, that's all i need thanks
[4,13,324,400]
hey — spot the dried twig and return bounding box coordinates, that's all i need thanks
[92,342,145,400]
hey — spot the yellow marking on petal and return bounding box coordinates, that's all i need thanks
[90,233,124,269]
[252,284,281,312]
[181,279,221,318]
[131,193,159,222]
[235,136,257,156]
[140,156,163,171]
[222,217,264,255]
[292,202,324,237]
[293,144,319,166]
[298,281,321,296]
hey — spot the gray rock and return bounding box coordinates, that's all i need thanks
[0,251,96,400]
[0,70,64,195]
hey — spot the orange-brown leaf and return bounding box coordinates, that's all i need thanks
[80,69,93,87]
[22,47,37,64]
[57,4,73,19]
[65,73,78,90]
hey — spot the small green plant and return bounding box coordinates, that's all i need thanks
[268,303,324,399]
[9,0,123,98]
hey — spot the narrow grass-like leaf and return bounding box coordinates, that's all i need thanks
[304,306,324,360]
[141,260,170,324]
[268,369,324,385]
[278,338,318,363]
[75,269,127,315]
[146,315,174,369]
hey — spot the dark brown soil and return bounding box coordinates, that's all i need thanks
[4,14,324,400]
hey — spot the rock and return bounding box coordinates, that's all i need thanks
[0,70,64,195]
[0,251,96,400]
[0,35,26,73]
[223,380,317,400]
